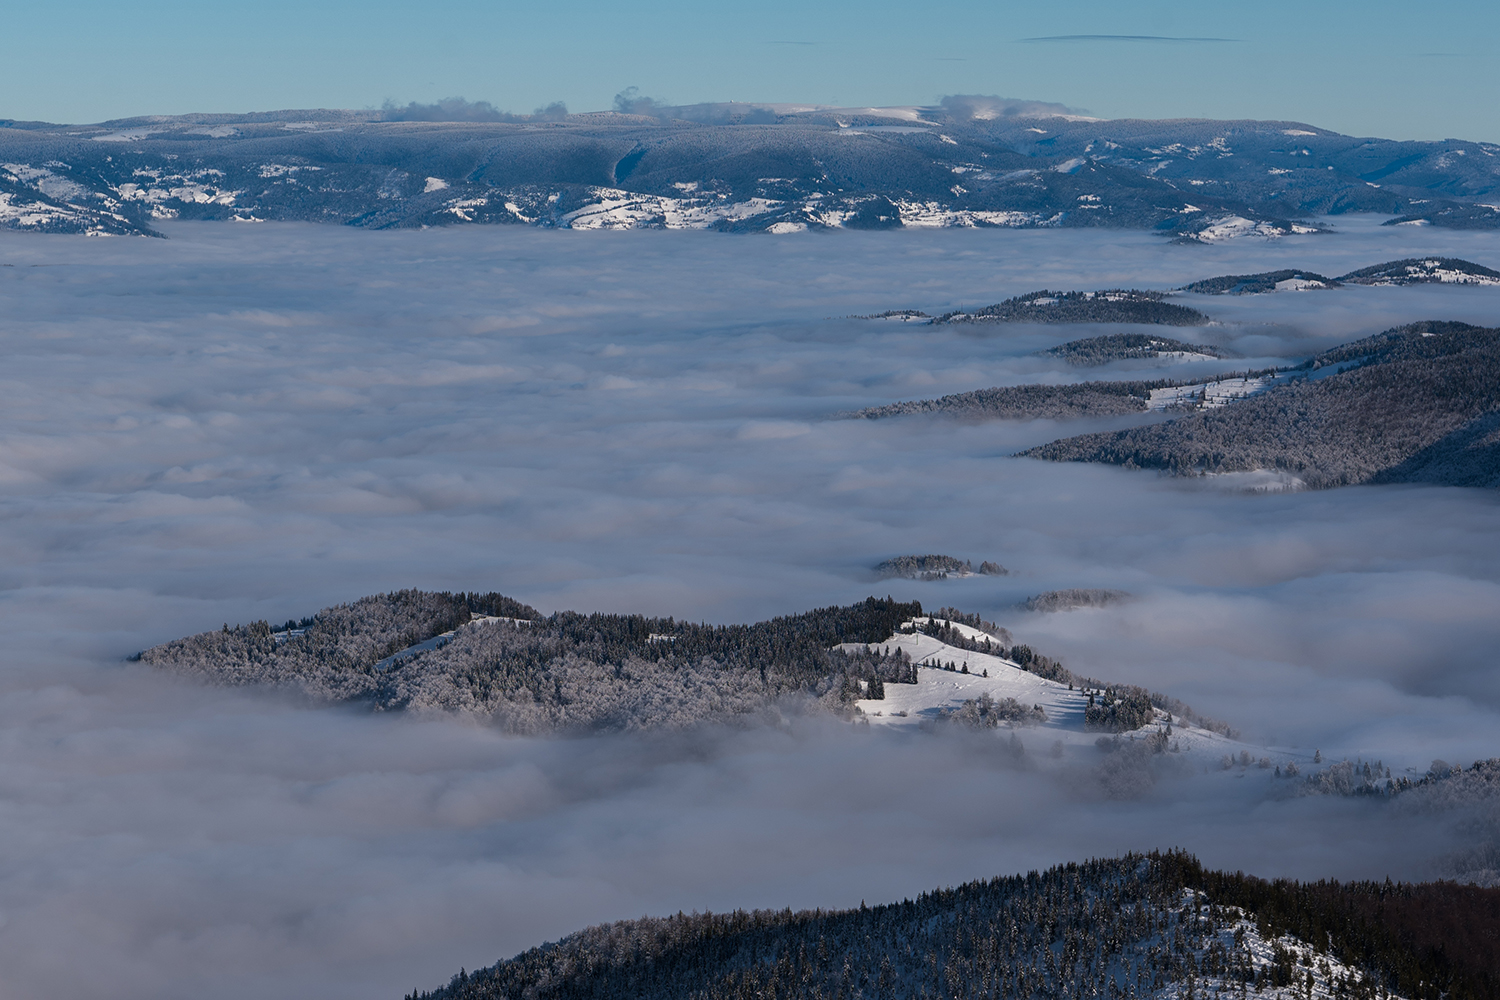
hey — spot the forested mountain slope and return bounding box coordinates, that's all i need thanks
[407,851,1500,1000]
[1020,322,1500,489]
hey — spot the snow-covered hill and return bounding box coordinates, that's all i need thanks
[845,618,1317,774]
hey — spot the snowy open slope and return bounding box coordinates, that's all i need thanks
[843,619,1307,771]
[1146,374,1285,410]
[559,189,783,230]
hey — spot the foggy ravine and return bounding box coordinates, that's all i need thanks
[1,217,1499,1000]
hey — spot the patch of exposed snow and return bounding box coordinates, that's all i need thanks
[895,200,1050,228]
[115,180,241,206]
[445,197,488,221]
[558,189,782,230]
[3,163,90,201]
[1151,890,1409,1000]
[90,128,162,142]
[257,163,320,178]
[842,620,1273,767]
[1148,375,1282,410]
[1184,215,1302,242]
[422,177,449,193]
[0,192,80,227]
[766,221,807,234]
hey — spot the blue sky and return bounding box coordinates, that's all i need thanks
[5,0,1496,141]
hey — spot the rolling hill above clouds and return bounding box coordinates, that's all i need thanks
[142,592,1265,755]
[3,98,1499,237]
[1020,321,1500,489]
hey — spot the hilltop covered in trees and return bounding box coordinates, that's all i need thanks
[1020,589,1133,613]
[1175,259,1500,295]
[407,850,1500,1000]
[873,555,1007,580]
[1020,321,1500,489]
[1335,257,1500,286]
[1038,333,1229,366]
[935,289,1211,326]
[1180,269,1340,294]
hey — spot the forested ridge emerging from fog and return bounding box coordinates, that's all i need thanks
[137,593,1227,736]
[139,593,924,732]
[1023,321,1500,488]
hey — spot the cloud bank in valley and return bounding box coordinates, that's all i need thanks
[0,217,1498,998]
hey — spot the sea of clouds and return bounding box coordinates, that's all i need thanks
[1,217,1498,999]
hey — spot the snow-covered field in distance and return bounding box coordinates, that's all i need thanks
[1,217,1499,1000]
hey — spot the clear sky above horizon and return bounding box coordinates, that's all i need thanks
[6,0,1497,142]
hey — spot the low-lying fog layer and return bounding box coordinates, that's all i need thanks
[2,217,1499,1000]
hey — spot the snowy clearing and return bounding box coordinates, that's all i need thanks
[841,619,1283,771]
[1147,374,1284,410]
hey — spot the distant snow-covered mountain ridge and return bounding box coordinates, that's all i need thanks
[2,102,1498,237]
[410,851,1500,1000]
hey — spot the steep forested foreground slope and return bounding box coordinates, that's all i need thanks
[1021,322,1500,488]
[408,851,1500,1000]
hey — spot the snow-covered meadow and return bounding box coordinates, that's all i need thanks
[1,217,1499,998]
